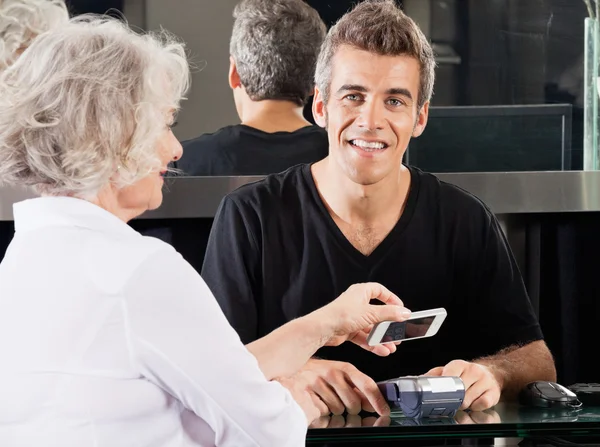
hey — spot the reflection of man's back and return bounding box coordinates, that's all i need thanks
[177,0,328,176]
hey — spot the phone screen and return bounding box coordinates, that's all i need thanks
[381,316,435,342]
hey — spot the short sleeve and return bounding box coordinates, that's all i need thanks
[201,196,262,344]
[456,205,543,355]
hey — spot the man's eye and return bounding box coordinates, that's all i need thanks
[387,98,404,107]
[345,94,361,101]
[168,120,179,129]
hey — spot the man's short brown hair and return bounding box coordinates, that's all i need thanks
[314,0,435,110]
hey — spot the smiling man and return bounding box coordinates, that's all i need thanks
[202,0,556,417]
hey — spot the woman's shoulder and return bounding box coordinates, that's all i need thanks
[85,232,182,294]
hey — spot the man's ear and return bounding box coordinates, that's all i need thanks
[228,56,242,90]
[312,86,327,128]
[412,101,429,137]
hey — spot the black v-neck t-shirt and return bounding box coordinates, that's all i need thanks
[177,124,328,176]
[201,164,543,381]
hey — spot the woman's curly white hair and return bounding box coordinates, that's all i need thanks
[0,15,190,198]
[0,0,69,71]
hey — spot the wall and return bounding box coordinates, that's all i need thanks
[142,0,240,141]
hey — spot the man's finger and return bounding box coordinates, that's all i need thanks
[312,379,346,415]
[461,378,489,410]
[453,370,478,392]
[441,361,468,378]
[303,389,321,423]
[353,387,376,413]
[470,389,500,412]
[310,391,330,416]
[329,378,363,415]
[423,366,444,376]
[350,372,390,416]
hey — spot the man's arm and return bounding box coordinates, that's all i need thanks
[475,340,556,400]
[426,198,556,411]
[427,340,556,411]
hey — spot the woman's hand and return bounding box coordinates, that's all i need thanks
[312,283,411,357]
[247,283,409,381]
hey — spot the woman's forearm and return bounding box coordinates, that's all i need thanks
[246,309,333,380]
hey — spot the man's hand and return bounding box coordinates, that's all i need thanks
[314,283,411,357]
[275,376,321,424]
[424,360,502,411]
[294,358,391,416]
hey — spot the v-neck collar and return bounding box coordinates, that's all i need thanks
[300,163,420,267]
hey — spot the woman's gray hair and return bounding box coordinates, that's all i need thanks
[0,0,69,71]
[0,15,190,198]
[315,0,436,110]
[230,0,326,106]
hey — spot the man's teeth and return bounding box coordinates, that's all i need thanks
[351,139,386,150]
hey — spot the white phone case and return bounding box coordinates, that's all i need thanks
[366,308,447,346]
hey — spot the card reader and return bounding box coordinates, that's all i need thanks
[377,376,465,418]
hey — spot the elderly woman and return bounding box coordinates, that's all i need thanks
[0,0,68,71]
[0,16,410,447]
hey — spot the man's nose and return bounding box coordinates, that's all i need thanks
[356,100,385,130]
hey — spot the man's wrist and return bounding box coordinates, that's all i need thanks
[476,359,508,392]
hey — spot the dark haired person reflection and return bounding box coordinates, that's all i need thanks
[177,0,328,176]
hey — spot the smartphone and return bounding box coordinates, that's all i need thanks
[366,308,447,346]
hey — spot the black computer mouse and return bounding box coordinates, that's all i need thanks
[519,381,582,409]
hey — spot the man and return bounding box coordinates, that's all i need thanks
[202,0,556,417]
[177,0,328,176]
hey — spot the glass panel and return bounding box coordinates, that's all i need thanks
[308,403,600,442]
[139,0,589,174]
[584,16,600,170]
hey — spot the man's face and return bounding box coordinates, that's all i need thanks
[313,45,429,186]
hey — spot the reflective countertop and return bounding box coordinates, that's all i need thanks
[306,402,600,444]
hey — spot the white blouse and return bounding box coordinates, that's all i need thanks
[0,197,306,447]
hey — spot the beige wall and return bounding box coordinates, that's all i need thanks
[143,0,240,141]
